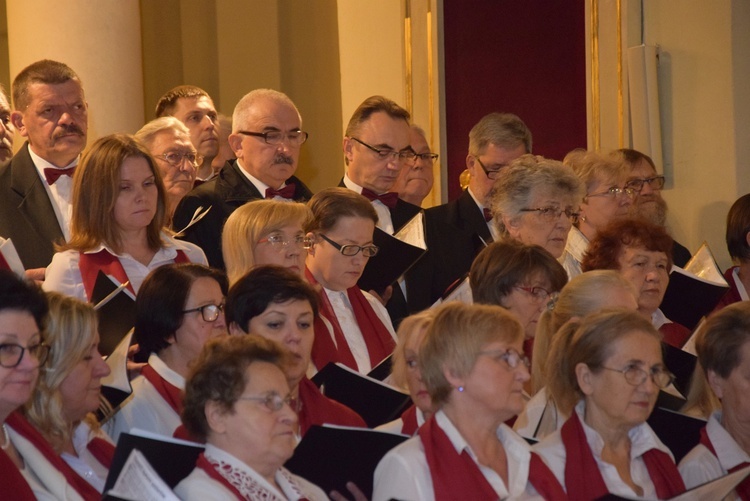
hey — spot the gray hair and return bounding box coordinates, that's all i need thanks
[563,149,628,194]
[135,116,191,150]
[468,112,532,156]
[232,89,300,132]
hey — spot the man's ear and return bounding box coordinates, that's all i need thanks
[11,111,26,138]
[228,133,243,156]
[343,136,354,166]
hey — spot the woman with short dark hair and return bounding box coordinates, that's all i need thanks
[109,263,228,440]
[713,194,750,312]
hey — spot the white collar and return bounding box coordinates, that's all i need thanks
[235,160,284,193]
[147,353,185,390]
[29,145,79,175]
[706,411,750,470]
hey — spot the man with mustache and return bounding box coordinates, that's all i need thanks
[0,60,88,277]
[617,148,692,267]
[0,86,14,165]
[173,88,313,269]
[155,85,220,184]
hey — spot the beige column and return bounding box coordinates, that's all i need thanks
[6,0,145,145]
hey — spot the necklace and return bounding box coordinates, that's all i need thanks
[1,423,9,450]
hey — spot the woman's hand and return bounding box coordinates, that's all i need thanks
[329,481,368,501]
[127,343,146,378]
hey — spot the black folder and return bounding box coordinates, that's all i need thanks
[285,425,408,498]
[647,406,705,463]
[357,227,426,295]
[662,342,697,398]
[311,362,412,428]
[661,266,729,331]
[91,271,136,357]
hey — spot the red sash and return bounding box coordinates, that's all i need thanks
[86,436,115,470]
[699,425,750,500]
[79,248,190,301]
[527,453,567,501]
[6,412,100,500]
[141,364,184,416]
[196,452,245,500]
[418,416,502,501]
[561,411,685,500]
[400,404,419,435]
[658,322,691,349]
[305,267,395,371]
[0,446,37,500]
[297,377,366,436]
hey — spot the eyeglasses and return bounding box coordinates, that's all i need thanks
[414,152,439,163]
[0,342,50,368]
[519,206,580,224]
[182,303,225,322]
[480,348,530,370]
[586,187,636,200]
[157,151,203,167]
[350,137,417,162]
[237,129,309,146]
[625,175,666,192]
[600,364,675,389]
[257,234,312,250]
[514,285,553,303]
[474,157,504,180]
[237,391,293,412]
[319,233,379,257]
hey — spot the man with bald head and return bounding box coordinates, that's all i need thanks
[172,88,312,269]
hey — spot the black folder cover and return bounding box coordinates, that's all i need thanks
[647,406,705,463]
[660,267,729,331]
[662,342,697,398]
[91,271,136,357]
[357,227,426,294]
[285,425,408,498]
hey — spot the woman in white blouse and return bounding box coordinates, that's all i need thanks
[373,302,544,501]
[679,301,750,499]
[304,188,396,374]
[175,335,327,500]
[25,292,113,493]
[44,134,206,302]
[532,310,685,499]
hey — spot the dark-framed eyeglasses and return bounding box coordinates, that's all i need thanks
[350,137,417,163]
[480,348,530,370]
[318,233,379,257]
[182,303,225,322]
[157,151,203,167]
[585,186,636,200]
[0,342,50,368]
[257,234,312,250]
[625,175,666,192]
[474,157,504,180]
[237,129,309,146]
[414,152,439,163]
[600,364,675,389]
[519,206,580,224]
[514,285,553,303]
[237,391,293,412]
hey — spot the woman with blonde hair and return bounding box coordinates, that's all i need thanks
[25,292,112,493]
[221,199,311,284]
[44,134,206,301]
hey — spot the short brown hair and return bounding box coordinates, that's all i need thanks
[12,59,82,111]
[547,309,660,415]
[696,301,750,379]
[181,335,287,442]
[581,218,673,272]
[726,194,750,262]
[305,187,377,233]
[615,148,657,171]
[63,134,167,254]
[470,240,567,306]
[155,85,211,118]
[420,302,524,406]
[344,95,410,138]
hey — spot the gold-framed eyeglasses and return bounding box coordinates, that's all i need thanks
[158,151,203,167]
[479,348,530,370]
[237,391,293,412]
[600,364,675,389]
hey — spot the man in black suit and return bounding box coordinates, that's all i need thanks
[341,96,422,325]
[173,89,312,269]
[419,113,531,305]
[0,60,88,277]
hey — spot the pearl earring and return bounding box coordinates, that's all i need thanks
[458,386,464,392]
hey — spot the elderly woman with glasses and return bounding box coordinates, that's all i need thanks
[221,199,311,285]
[304,188,396,374]
[559,149,634,279]
[108,263,228,441]
[679,302,750,497]
[489,154,584,260]
[532,310,685,499]
[175,335,327,500]
[373,302,561,500]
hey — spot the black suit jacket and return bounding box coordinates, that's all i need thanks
[0,143,65,269]
[173,161,313,269]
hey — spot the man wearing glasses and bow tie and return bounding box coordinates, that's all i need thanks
[173,88,313,270]
[0,60,88,278]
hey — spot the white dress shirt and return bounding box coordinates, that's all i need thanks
[43,233,207,301]
[514,387,567,441]
[559,226,588,280]
[376,407,426,436]
[532,401,675,499]
[30,147,78,241]
[467,187,499,242]
[373,410,539,501]
[174,443,327,501]
[343,174,394,235]
[236,159,291,198]
[106,354,185,442]
[61,421,113,493]
[679,411,748,500]
[323,287,396,373]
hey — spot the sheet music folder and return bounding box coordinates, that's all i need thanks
[91,271,136,357]
[357,227,426,294]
